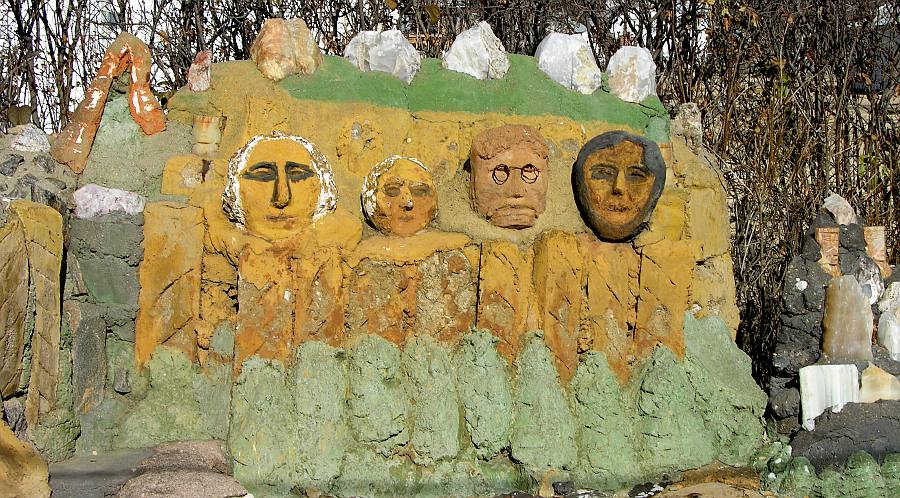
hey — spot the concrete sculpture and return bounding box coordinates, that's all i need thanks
[361,156,436,236]
[469,125,549,229]
[573,130,666,241]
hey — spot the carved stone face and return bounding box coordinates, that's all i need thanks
[223,133,336,241]
[470,125,549,229]
[363,157,437,237]
[574,131,665,241]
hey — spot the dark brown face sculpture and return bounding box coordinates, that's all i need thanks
[573,131,666,241]
[470,125,550,229]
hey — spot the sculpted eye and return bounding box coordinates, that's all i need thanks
[491,164,510,185]
[626,166,650,181]
[286,161,315,181]
[409,183,433,197]
[590,165,616,180]
[521,164,540,184]
[383,183,402,197]
[243,162,276,181]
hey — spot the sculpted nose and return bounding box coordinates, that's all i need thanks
[271,170,291,209]
[611,171,626,195]
[509,175,526,197]
[401,186,414,210]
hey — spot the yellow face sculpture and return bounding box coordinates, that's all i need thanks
[363,157,437,237]
[224,133,336,241]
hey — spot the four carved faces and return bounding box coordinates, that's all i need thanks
[224,128,666,241]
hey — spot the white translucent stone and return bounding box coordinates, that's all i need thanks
[799,364,859,431]
[73,183,146,219]
[855,256,884,305]
[858,363,900,403]
[878,282,900,315]
[533,33,602,94]
[878,312,900,361]
[605,46,657,103]
[822,276,874,362]
[10,124,50,153]
[344,30,421,84]
[441,21,509,80]
[822,193,858,225]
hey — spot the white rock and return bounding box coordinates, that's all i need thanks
[73,183,146,219]
[854,255,884,305]
[534,33,602,94]
[795,278,808,291]
[878,312,900,361]
[878,282,900,315]
[10,124,50,153]
[441,21,509,80]
[822,193,857,225]
[344,30,421,84]
[858,363,900,403]
[606,46,657,103]
[672,102,703,146]
[799,364,859,431]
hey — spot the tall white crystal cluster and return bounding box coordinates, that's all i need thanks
[344,30,422,84]
[534,33,602,95]
[442,21,509,80]
[799,364,859,431]
[605,46,657,103]
[879,282,900,361]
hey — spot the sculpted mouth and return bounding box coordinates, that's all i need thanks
[601,204,631,213]
[266,214,295,222]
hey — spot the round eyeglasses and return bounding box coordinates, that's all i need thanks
[492,164,540,185]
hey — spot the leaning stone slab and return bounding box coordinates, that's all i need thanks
[606,45,657,103]
[534,32,602,94]
[442,21,509,80]
[799,364,859,431]
[822,275,874,362]
[344,30,421,84]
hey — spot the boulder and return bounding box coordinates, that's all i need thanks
[606,46,656,103]
[250,18,322,81]
[344,30,421,84]
[442,21,509,80]
[533,33,602,94]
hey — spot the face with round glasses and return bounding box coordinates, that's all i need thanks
[367,158,437,236]
[470,126,549,229]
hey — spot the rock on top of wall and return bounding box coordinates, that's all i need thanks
[344,30,421,84]
[441,21,509,80]
[606,45,657,103]
[823,192,858,225]
[73,183,146,219]
[10,124,50,153]
[250,18,323,81]
[534,32,602,95]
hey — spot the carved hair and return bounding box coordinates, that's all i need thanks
[222,131,336,228]
[469,124,549,162]
[360,155,430,222]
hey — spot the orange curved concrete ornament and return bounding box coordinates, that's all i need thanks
[50,32,165,174]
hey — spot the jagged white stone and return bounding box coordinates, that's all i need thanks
[672,102,703,146]
[854,255,884,305]
[73,183,146,219]
[799,364,859,431]
[10,124,50,153]
[879,282,900,315]
[606,46,657,103]
[858,363,900,403]
[878,312,900,361]
[344,30,421,84]
[533,33,602,94]
[822,193,857,225]
[441,21,509,80]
